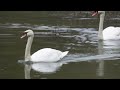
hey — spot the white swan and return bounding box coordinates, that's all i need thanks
[92,11,120,40]
[21,29,69,62]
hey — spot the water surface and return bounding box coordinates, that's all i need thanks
[1,11,120,79]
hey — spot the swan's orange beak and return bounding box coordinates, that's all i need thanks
[92,11,98,16]
[21,32,27,39]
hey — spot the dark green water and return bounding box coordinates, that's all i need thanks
[1,11,120,79]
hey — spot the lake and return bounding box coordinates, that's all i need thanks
[0,11,120,79]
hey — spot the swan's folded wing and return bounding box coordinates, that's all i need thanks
[31,48,63,62]
[103,26,120,40]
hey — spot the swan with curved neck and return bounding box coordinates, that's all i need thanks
[21,29,69,62]
[92,11,120,40]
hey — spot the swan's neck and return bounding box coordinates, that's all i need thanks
[25,36,33,61]
[98,12,105,40]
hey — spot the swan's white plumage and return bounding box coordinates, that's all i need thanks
[92,11,120,40]
[31,48,69,62]
[103,26,120,40]
[21,29,69,62]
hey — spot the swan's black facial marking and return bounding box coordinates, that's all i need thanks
[22,32,28,35]
[92,11,98,16]
[21,32,28,39]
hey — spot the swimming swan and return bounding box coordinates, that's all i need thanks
[92,11,120,40]
[21,29,69,62]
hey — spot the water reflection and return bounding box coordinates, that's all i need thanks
[32,62,63,74]
[96,40,120,77]
[96,41,104,77]
[23,39,120,79]
[24,61,64,79]
[25,64,31,79]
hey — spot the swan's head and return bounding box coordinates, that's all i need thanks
[21,29,34,39]
[92,11,105,16]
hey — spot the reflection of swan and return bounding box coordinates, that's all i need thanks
[24,61,63,79]
[31,62,63,74]
[96,41,104,77]
[92,11,120,40]
[96,40,120,77]
[102,40,120,54]
[21,29,69,62]
[96,59,104,77]
[24,64,31,79]
[103,40,120,49]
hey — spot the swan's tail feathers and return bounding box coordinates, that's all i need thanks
[61,51,69,58]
